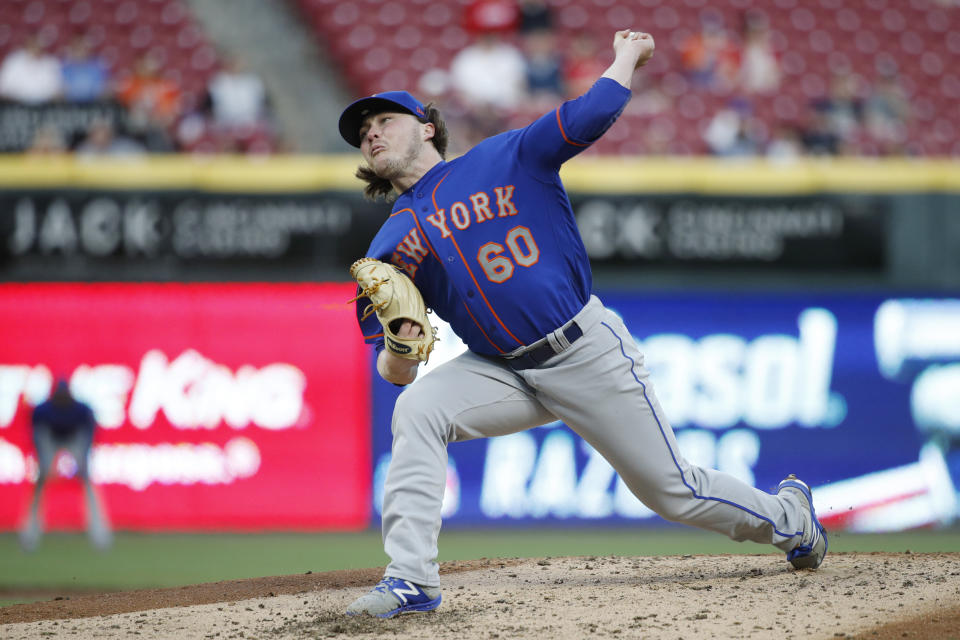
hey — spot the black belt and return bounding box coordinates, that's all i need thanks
[503,321,583,371]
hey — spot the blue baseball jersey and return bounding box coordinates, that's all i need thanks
[32,399,95,437]
[356,78,630,356]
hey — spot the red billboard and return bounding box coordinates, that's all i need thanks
[0,283,371,531]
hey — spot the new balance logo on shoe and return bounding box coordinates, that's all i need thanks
[391,581,423,605]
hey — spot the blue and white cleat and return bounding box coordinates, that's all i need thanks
[778,474,828,570]
[345,576,442,618]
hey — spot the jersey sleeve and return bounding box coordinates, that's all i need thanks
[517,77,632,174]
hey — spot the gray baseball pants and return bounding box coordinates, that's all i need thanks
[382,295,807,587]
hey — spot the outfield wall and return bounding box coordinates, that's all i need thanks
[0,156,958,533]
[0,284,958,533]
[374,291,960,533]
[1,156,958,287]
[0,283,370,531]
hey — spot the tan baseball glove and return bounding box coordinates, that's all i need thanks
[349,257,437,362]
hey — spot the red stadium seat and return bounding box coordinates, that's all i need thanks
[677,93,706,121]
[129,24,155,50]
[176,23,204,49]
[21,1,46,26]
[558,5,589,30]
[376,2,409,27]
[160,2,188,26]
[329,2,362,28]
[112,1,139,26]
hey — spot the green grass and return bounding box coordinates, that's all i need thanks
[2,527,959,607]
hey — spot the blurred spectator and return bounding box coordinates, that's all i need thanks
[680,15,739,92]
[450,31,527,111]
[704,102,759,156]
[766,123,804,161]
[207,56,269,128]
[451,0,526,116]
[115,52,180,152]
[20,380,112,552]
[801,108,841,156]
[516,0,561,105]
[0,37,63,104]
[60,35,111,103]
[813,70,864,146]
[518,0,553,34]
[128,115,177,152]
[463,0,519,35]
[563,34,605,99]
[864,72,910,155]
[738,13,780,95]
[523,28,565,105]
[115,52,182,127]
[76,118,145,157]
[174,56,276,155]
[26,124,68,155]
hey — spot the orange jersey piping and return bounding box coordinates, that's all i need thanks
[431,172,523,348]
[555,108,589,147]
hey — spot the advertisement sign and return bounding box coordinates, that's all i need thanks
[370,292,960,532]
[0,190,885,282]
[575,194,886,269]
[0,190,381,281]
[0,283,371,531]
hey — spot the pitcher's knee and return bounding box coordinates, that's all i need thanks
[660,501,702,524]
[641,493,697,523]
[624,476,701,524]
[392,385,451,442]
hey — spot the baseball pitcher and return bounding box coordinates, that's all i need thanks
[340,30,826,618]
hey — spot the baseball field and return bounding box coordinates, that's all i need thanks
[2,528,960,639]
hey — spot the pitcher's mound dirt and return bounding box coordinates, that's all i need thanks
[2,553,959,639]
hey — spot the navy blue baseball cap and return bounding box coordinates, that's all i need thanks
[338,91,428,148]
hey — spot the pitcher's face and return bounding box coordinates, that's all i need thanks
[359,112,425,179]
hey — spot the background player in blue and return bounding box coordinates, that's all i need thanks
[339,30,826,618]
[20,379,113,551]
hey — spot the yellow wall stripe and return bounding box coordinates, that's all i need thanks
[0,155,957,194]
